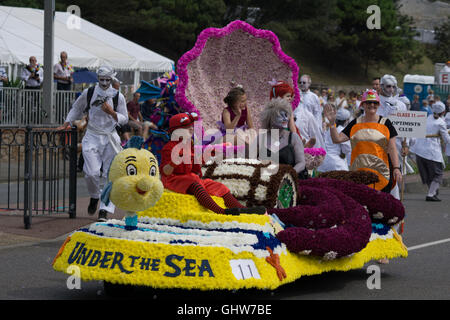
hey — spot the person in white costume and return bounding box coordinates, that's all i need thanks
[377,75,407,117]
[298,75,323,130]
[57,66,128,221]
[410,102,450,202]
[317,107,351,172]
[445,111,450,163]
[293,101,326,150]
[376,75,409,200]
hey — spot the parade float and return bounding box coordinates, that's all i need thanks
[53,20,407,293]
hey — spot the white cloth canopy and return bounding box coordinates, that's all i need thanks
[0,5,174,72]
[403,74,435,85]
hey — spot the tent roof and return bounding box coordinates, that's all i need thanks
[0,5,174,72]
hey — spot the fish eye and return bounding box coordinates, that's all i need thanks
[149,165,157,176]
[126,164,137,176]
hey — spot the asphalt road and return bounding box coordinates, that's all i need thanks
[0,188,448,302]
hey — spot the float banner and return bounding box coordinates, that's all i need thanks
[388,111,427,138]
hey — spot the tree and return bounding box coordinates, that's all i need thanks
[427,20,450,63]
[56,0,227,60]
[245,0,421,76]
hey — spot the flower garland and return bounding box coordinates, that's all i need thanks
[269,184,372,259]
[26,63,41,73]
[60,61,74,73]
[299,178,405,225]
[175,20,300,130]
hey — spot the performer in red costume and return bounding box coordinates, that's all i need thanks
[160,112,265,215]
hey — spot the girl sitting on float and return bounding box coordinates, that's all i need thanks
[217,86,257,146]
[160,112,265,215]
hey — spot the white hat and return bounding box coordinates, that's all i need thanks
[336,107,351,121]
[97,65,116,78]
[431,101,445,114]
[380,74,397,86]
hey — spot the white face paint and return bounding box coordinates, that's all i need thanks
[272,110,289,129]
[299,76,310,92]
[98,77,112,90]
[380,76,397,97]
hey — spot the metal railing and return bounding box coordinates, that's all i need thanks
[433,84,450,101]
[0,88,77,126]
[0,126,78,229]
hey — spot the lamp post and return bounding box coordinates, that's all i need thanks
[43,0,55,125]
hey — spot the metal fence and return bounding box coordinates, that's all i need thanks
[0,88,77,126]
[433,84,450,101]
[0,126,78,229]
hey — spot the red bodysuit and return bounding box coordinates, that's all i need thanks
[160,140,230,197]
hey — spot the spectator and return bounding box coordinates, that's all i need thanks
[140,98,158,129]
[21,56,43,89]
[445,94,450,113]
[421,99,432,116]
[372,77,381,94]
[327,93,336,106]
[0,65,7,121]
[53,51,73,91]
[442,60,450,73]
[426,89,434,103]
[335,90,348,110]
[347,91,358,116]
[410,94,420,111]
[320,89,328,106]
[298,74,322,130]
[126,92,145,136]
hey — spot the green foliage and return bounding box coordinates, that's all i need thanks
[3,75,22,88]
[426,20,450,63]
[56,0,227,60]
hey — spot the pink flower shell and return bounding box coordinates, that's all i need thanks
[176,20,300,131]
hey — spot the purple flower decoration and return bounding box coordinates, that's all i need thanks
[299,178,405,225]
[271,185,372,258]
[176,20,300,131]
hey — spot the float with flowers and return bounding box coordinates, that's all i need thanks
[53,21,407,293]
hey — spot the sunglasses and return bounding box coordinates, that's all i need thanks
[384,85,395,88]
[98,78,112,82]
[299,81,308,84]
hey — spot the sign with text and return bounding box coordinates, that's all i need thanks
[388,111,427,138]
[439,72,449,85]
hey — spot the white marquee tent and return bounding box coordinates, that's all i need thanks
[0,5,174,85]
